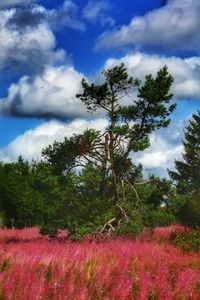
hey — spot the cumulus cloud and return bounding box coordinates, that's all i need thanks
[104,52,200,100]
[1,51,199,119]
[82,0,114,26]
[96,0,200,51]
[0,118,108,161]
[6,7,44,29]
[134,120,186,178]
[135,140,183,178]
[5,2,85,32]
[0,3,97,119]
[0,8,66,75]
[0,65,89,119]
[0,0,34,9]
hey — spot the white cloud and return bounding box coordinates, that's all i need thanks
[0,151,11,163]
[0,5,98,119]
[1,118,108,161]
[96,0,200,51]
[47,0,85,31]
[0,65,89,118]
[82,0,114,26]
[0,0,33,9]
[135,135,183,168]
[135,140,184,178]
[104,52,200,100]
[0,117,185,178]
[0,8,66,74]
[133,120,186,178]
[2,51,199,119]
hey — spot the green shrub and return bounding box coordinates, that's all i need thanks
[117,220,144,237]
[71,223,96,241]
[177,190,200,227]
[145,207,177,228]
[39,226,59,237]
[107,200,144,237]
[171,229,200,252]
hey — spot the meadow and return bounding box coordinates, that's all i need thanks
[0,226,199,300]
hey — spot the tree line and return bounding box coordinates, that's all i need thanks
[0,64,199,239]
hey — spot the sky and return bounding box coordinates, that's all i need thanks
[0,0,200,177]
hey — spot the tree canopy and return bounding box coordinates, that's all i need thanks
[43,64,176,203]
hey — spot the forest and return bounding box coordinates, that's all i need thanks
[0,64,199,240]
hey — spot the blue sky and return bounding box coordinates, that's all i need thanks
[0,0,199,177]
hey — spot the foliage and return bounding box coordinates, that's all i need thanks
[169,111,200,194]
[169,111,200,227]
[0,158,44,228]
[42,129,102,175]
[128,176,178,209]
[176,189,200,227]
[0,156,179,238]
[116,208,144,237]
[171,229,200,252]
[34,64,177,236]
[43,64,175,203]
[145,207,177,228]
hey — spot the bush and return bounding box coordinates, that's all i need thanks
[71,223,96,241]
[177,190,200,227]
[171,228,200,252]
[145,207,177,228]
[116,208,144,237]
[39,226,59,238]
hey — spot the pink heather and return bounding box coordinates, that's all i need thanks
[0,226,199,299]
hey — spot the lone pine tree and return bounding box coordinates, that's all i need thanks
[43,64,175,203]
[76,64,175,202]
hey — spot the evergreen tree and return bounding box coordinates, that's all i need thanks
[169,111,200,194]
[169,111,200,227]
[78,64,175,203]
[44,64,175,203]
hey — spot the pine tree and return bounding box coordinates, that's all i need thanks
[77,64,175,202]
[169,111,200,194]
[43,64,175,203]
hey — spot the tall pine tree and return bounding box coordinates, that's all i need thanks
[44,64,175,203]
[169,111,200,226]
[169,111,200,194]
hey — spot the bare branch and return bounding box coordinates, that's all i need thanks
[116,204,129,223]
[134,180,153,185]
[124,178,140,203]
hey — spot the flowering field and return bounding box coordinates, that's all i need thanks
[0,227,199,299]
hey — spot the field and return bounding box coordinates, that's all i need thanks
[0,226,199,299]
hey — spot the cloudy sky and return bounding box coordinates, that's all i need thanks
[0,0,200,177]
